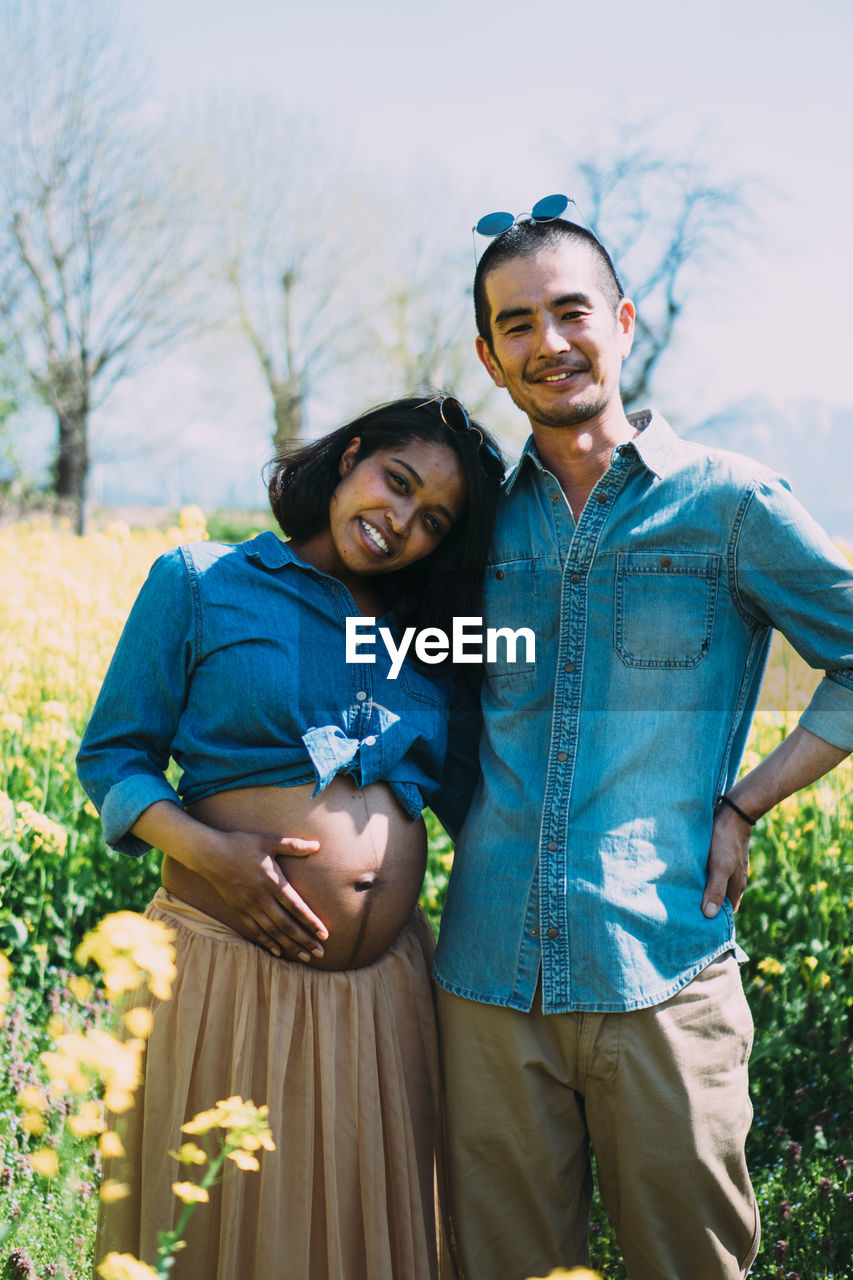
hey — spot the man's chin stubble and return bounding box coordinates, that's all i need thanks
[510,391,609,430]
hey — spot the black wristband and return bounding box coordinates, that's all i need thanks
[717,794,757,827]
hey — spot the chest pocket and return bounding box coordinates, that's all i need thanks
[614,551,720,669]
[482,558,538,680]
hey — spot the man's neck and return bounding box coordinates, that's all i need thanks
[530,409,638,521]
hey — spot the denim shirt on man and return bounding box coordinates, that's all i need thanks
[433,410,853,1014]
[77,533,475,857]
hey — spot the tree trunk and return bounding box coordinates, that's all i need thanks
[53,401,89,535]
[271,380,305,457]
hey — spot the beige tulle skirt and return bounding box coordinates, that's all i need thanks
[96,888,455,1280]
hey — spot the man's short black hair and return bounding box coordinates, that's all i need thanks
[474,219,624,350]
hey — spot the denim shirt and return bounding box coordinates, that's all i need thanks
[433,411,853,1014]
[77,534,475,857]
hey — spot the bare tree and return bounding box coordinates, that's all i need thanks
[198,100,372,454]
[573,142,753,408]
[0,1,201,531]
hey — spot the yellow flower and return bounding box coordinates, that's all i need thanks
[123,1006,154,1039]
[527,1271,602,1280]
[100,1180,132,1203]
[68,975,93,1004]
[0,952,12,1012]
[30,1148,60,1178]
[97,1252,159,1280]
[172,1181,210,1204]
[757,957,784,977]
[13,800,68,856]
[42,1028,143,1107]
[181,1096,275,1154]
[0,791,15,840]
[227,1149,260,1171]
[180,1105,223,1136]
[17,1084,48,1112]
[100,1130,126,1158]
[76,912,177,1001]
[802,955,819,971]
[170,1142,207,1166]
[68,1099,105,1137]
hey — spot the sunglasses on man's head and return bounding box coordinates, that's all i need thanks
[472,194,593,265]
[418,395,504,482]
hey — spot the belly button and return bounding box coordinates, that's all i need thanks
[354,875,377,892]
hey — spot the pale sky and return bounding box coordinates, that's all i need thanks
[19,0,853,507]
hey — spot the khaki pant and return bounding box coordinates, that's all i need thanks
[436,955,760,1280]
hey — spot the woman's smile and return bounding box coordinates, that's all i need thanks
[358,516,392,557]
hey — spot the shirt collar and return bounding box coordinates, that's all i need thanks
[242,531,300,569]
[504,408,677,494]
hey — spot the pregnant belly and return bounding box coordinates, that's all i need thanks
[163,777,428,970]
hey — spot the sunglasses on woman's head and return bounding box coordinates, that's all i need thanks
[418,396,504,482]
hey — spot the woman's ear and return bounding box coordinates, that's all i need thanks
[339,436,362,476]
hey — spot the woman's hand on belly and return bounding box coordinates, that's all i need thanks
[198,828,331,960]
[133,801,329,961]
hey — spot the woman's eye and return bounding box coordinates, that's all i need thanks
[388,470,409,492]
[424,514,443,535]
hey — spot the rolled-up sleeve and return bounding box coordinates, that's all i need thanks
[76,549,196,855]
[732,474,853,751]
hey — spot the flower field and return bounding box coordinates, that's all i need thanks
[1,514,851,1277]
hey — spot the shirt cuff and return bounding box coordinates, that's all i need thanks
[100,775,183,857]
[799,674,853,752]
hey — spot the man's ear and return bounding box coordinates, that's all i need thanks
[617,298,636,360]
[475,335,506,389]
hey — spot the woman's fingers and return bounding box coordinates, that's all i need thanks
[239,903,324,961]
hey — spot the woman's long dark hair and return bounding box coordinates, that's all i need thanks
[267,397,504,664]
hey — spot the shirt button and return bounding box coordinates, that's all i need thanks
[660,556,672,567]
[547,927,558,939]
[550,491,559,502]
[356,691,367,701]
[556,751,568,762]
[529,928,539,938]
[363,735,376,746]
[564,662,575,673]
[547,840,558,852]
[495,569,504,579]
[570,572,581,584]
[596,491,608,504]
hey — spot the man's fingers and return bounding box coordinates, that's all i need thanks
[701,876,727,919]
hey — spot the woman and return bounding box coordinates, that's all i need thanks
[77,397,504,1280]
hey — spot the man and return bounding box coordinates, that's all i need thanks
[432,214,853,1279]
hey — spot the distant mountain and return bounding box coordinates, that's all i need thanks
[688,397,852,542]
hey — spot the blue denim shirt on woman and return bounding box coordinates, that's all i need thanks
[76,533,476,858]
[433,411,853,1014]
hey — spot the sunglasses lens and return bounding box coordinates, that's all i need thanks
[475,211,515,237]
[480,442,505,481]
[440,397,470,434]
[531,193,569,222]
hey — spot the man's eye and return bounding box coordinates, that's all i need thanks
[505,323,531,336]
